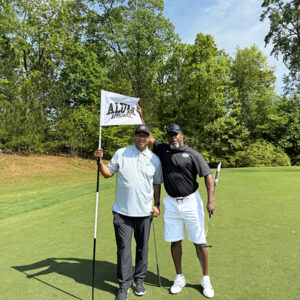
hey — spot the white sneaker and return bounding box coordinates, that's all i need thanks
[201,275,214,298]
[170,274,186,294]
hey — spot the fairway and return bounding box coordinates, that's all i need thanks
[0,154,299,300]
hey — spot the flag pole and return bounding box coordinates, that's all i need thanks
[92,123,102,300]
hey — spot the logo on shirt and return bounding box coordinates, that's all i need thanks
[146,163,151,166]
[182,153,190,158]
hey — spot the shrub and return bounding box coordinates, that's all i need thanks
[230,140,291,167]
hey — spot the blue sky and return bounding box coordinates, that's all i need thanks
[163,0,287,94]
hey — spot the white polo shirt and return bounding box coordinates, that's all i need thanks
[107,145,162,217]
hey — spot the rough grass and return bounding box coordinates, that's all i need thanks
[0,154,299,299]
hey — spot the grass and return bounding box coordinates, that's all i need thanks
[0,153,299,299]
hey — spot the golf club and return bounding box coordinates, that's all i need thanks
[201,216,213,248]
[152,220,161,287]
[201,162,222,248]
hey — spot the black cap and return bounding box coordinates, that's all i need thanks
[166,124,182,134]
[135,124,150,135]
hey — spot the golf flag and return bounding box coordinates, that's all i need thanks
[100,90,142,126]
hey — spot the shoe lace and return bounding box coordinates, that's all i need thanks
[173,276,184,286]
[203,277,212,289]
[136,283,144,289]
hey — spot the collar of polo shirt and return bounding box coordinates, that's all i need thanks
[133,145,150,156]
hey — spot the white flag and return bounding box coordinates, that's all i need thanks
[100,90,142,126]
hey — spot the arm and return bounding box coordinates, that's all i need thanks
[152,184,161,217]
[136,104,155,148]
[204,173,215,216]
[94,149,114,178]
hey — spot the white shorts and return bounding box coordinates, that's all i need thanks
[163,191,206,244]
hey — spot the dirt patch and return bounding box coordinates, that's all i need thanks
[0,154,97,179]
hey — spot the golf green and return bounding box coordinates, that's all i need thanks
[0,154,299,299]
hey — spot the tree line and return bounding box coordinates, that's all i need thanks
[0,0,299,166]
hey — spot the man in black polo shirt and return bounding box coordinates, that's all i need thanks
[137,107,215,298]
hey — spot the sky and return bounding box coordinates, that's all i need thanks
[163,0,288,94]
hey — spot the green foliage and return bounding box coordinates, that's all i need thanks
[49,105,99,156]
[1,96,47,153]
[260,0,300,94]
[101,125,137,158]
[157,34,232,144]
[230,140,291,167]
[0,0,299,166]
[0,0,107,156]
[275,94,300,165]
[0,0,75,153]
[200,116,250,167]
[60,42,105,107]
[87,0,178,124]
[150,126,165,143]
[230,45,278,138]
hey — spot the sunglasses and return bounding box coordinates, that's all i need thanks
[135,133,149,138]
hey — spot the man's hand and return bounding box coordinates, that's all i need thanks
[136,104,145,124]
[94,148,113,178]
[137,104,155,147]
[94,148,103,159]
[207,200,215,217]
[151,205,160,217]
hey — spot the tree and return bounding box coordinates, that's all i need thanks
[0,0,106,155]
[157,33,233,153]
[86,0,178,124]
[230,45,278,140]
[0,0,74,152]
[274,94,300,165]
[260,0,300,94]
[201,116,250,167]
[0,1,19,148]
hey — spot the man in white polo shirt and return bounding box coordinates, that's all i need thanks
[94,125,162,300]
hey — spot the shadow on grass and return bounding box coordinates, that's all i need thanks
[187,283,204,296]
[12,258,172,298]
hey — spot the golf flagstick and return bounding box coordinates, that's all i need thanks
[202,162,221,248]
[92,125,102,300]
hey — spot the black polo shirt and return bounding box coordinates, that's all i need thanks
[153,140,211,198]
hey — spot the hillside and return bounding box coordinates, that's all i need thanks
[0,154,97,180]
[0,154,100,220]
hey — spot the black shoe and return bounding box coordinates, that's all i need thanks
[133,280,146,296]
[116,287,129,300]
